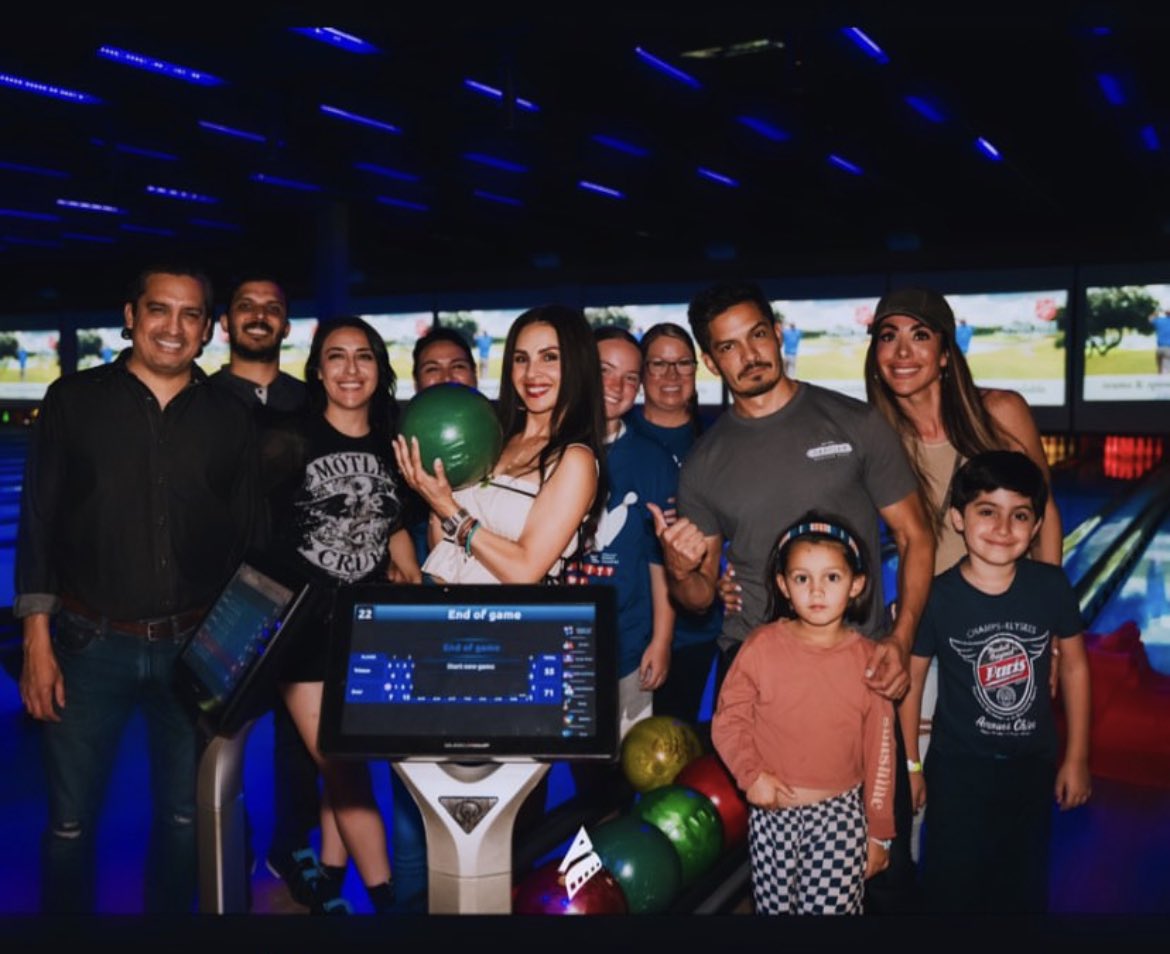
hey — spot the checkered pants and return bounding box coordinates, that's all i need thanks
[748,786,867,915]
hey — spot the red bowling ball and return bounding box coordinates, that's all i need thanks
[512,858,629,915]
[674,753,749,848]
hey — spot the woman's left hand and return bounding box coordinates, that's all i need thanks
[393,435,457,514]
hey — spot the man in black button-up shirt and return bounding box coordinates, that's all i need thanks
[15,265,259,913]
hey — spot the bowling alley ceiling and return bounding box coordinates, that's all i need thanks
[4,8,1170,311]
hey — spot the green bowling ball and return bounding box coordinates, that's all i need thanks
[634,784,723,887]
[620,715,703,794]
[399,382,502,489]
[589,815,682,914]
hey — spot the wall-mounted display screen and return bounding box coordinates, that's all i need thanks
[436,309,517,401]
[0,329,60,401]
[768,296,876,401]
[363,312,435,401]
[1082,283,1170,403]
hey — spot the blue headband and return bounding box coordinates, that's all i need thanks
[776,520,865,573]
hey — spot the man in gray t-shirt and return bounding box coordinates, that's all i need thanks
[648,281,935,701]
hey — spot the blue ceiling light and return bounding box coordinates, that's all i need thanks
[1096,73,1125,106]
[121,223,177,237]
[698,167,739,187]
[0,208,61,222]
[463,152,528,173]
[590,134,650,157]
[0,71,100,103]
[289,28,379,54]
[198,120,267,143]
[354,162,420,183]
[145,185,218,204]
[1090,26,1113,36]
[462,79,540,113]
[737,116,791,142]
[97,45,225,86]
[2,235,62,248]
[63,231,115,244]
[56,198,124,214]
[320,104,400,134]
[251,173,322,192]
[473,189,523,207]
[115,143,179,161]
[377,195,428,212]
[975,137,1002,161]
[1140,124,1160,151]
[842,28,889,64]
[191,217,242,232]
[633,47,701,89]
[0,160,69,179]
[578,180,625,199]
[827,154,863,175]
[905,95,946,123]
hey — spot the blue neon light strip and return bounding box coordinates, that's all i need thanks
[905,96,945,123]
[697,167,738,187]
[827,154,863,175]
[0,72,100,103]
[289,27,379,54]
[975,137,1002,160]
[0,208,60,222]
[463,152,528,173]
[97,45,224,86]
[191,217,242,232]
[251,173,322,192]
[146,185,218,204]
[634,47,701,88]
[56,199,124,214]
[115,143,179,161]
[0,160,69,179]
[354,162,420,183]
[377,195,428,212]
[473,189,523,207]
[121,223,177,237]
[462,79,540,113]
[63,232,115,244]
[2,235,62,248]
[591,134,650,157]
[1140,124,1161,151]
[578,180,624,199]
[842,28,889,64]
[320,104,400,134]
[1096,73,1125,106]
[198,121,266,143]
[737,116,790,142]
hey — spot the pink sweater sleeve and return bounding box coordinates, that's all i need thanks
[862,687,896,840]
[710,638,764,793]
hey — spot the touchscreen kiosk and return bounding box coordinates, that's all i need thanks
[174,556,312,738]
[319,582,618,913]
[319,583,618,761]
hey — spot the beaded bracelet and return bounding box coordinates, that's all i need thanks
[462,520,481,555]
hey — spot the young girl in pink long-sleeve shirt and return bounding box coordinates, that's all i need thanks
[712,513,895,915]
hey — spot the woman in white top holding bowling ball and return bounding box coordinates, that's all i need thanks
[394,304,607,584]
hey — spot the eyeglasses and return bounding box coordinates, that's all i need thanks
[644,357,698,377]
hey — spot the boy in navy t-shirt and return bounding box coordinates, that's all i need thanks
[899,451,1091,913]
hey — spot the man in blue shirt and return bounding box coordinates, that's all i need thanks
[1152,307,1170,374]
[955,318,974,356]
[781,321,801,378]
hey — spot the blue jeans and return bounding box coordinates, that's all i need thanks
[41,610,198,913]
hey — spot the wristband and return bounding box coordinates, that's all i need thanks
[907,759,923,774]
[441,507,473,544]
[869,837,893,850]
[462,520,481,555]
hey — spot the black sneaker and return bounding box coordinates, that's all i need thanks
[266,847,327,908]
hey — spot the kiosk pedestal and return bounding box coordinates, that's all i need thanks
[196,722,255,914]
[395,760,549,914]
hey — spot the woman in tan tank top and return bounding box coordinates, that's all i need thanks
[864,287,1062,572]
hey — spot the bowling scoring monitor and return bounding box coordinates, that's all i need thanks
[319,583,618,761]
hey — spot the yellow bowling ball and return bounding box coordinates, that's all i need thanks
[620,716,703,793]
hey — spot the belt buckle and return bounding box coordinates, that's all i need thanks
[143,618,173,642]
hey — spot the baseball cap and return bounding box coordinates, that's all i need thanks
[870,287,956,340]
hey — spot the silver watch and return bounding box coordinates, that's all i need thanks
[440,508,469,541]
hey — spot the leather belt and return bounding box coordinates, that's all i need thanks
[60,595,207,642]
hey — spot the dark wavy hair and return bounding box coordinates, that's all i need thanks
[949,450,1048,517]
[304,316,398,441]
[639,321,703,436]
[686,281,777,355]
[764,510,873,627]
[497,304,607,541]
